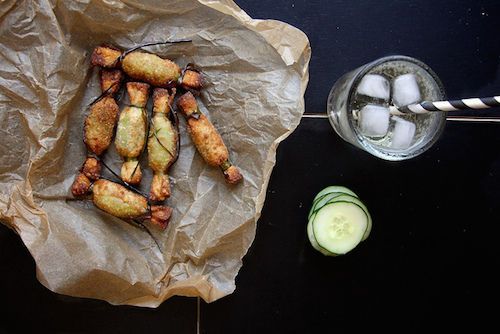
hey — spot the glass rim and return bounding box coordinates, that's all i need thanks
[347,55,446,103]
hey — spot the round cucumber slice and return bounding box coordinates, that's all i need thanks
[307,220,337,256]
[313,186,358,202]
[311,201,368,255]
[323,194,372,241]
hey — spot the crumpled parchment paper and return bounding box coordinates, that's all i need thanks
[0,0,310,307]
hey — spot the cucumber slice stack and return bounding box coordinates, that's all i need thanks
[307,186,372,256]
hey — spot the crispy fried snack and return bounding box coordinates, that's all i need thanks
[84,97,119,156]
[72,69,123,197]
[92,179,172,229]
[71,157,101,196]
[84,70,123,156]
[81,156,101,180]
[90,45,122,68]
[122,51,181,87]
[177,92,243,184]
[148,88,178,201]
[90,46,203,94]
[71,173,92,197]
[180,69,203,91]
[115,82,150,185]
[100,69,124,95]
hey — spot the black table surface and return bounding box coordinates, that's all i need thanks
[1,1,499,333]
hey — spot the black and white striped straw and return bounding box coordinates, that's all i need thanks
[390,96,500,115]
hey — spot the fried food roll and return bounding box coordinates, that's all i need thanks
[90,45,193,90]
[122,51,181,87]
[83,96,119,156]
[176,92,243,184]
[71,157,102,196]
[115,82,150,185]
[148,88,178,201]
[72,70,123,197]
[84,70,123,156]
[92,179,172,229]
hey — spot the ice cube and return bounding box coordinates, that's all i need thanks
[392,74,421,107]
[358,104,390,137]
[391,116,416,149]
[356,74,390,101]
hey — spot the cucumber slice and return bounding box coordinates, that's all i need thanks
[307,220,336,256]
[308,192,344,220]
[311,201,368,255]
[308,187,358,220]
[323,194,372,241]
[313,186,358,202]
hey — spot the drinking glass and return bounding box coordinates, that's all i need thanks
[327,55,447,161]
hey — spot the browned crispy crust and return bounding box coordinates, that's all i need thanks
[122,51,181,87]
[150,205,172,229]
[127,82,150,107]
[177,92,228,166]
[181,70,203,91]
[82,157,101,181]
[100,69,124,95]
[121,160,142,185]
[84,96,119,156]
[152,88,175,114]
[91,45,122,68]
[176,91,199,118]
[153,88,168,113]
[150,174,171,202]
[223,165,243,184]
[186,114,229,166]
[177,92,243,184]
[71,173,91,197]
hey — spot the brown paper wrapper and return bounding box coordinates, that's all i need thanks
[0,0,310,307]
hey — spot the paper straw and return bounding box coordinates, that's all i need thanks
[390,96,500,115]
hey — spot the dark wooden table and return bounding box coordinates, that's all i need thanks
[1,1,499,332]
